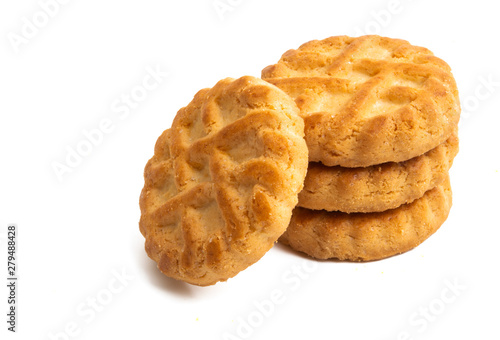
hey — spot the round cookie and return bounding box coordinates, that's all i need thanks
[139,76,308,286]
[262,35,460,167]
[298,131,458,213]
[280,176,452,261]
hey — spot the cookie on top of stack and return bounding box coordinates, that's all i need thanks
[262,35,460,261]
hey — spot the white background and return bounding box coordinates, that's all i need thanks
[1,0,499,339]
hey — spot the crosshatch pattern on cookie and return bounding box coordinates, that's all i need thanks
[139,77,308,286]
[262,35,460,167]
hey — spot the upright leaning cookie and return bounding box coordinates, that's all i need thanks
[262,35,460,167]
[280,176,452,261]
[139,76,308,286]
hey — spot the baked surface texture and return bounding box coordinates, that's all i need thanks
[298,131,458,213]
[280,176,452,261]
[262,35,460,167]
[139,76,308,286]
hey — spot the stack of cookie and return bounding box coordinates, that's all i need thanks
[139,35,460,286]
[262,35,460,261]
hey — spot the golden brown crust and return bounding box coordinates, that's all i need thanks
[139,76,308,286]
[280,176,452,261]
[298,131,458,213]
[262,35,460,167]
